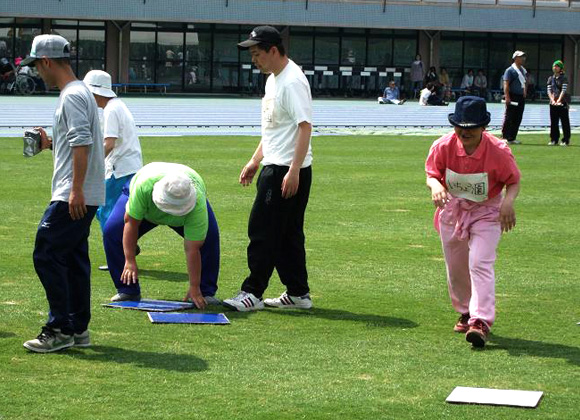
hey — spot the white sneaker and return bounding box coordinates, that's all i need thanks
[264,292,313,309]
[222,291,264,312]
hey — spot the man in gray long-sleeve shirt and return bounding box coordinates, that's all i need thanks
[21,35,105,353]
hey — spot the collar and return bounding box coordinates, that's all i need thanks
[454,131,489,159]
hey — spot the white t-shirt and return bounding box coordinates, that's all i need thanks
[103,97,143,179]
[419,88,431,106]
[261,59,313,168]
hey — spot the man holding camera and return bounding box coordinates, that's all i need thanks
[21,35,104,353]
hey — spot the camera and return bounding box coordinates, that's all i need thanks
[23,129,42,157]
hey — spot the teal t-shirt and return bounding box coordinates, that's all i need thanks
[126,162,208,241]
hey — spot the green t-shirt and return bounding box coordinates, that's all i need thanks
[126,162,208,241]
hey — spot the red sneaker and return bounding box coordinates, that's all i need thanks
[465,319,490,348]
[453,313,470,333]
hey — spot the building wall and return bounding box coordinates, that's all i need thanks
[3,0,580,34]
[1,1,578,95]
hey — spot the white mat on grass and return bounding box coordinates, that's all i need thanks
[446,386,543,408]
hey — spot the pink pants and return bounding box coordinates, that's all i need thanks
[436,196,502,327]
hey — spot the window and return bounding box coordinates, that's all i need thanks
[315,35,339,65]
[157,32,184,91]
[213,32,239,91]
[52,20,106,78]
[130,27,156,82]
[464,39,487,70]
[289,35,313,65]
[78,24,106,78]
[393,38,416,67]
[185,29,211,91]
[15,24,42,60]
[0,26,12,60]
[341,36,365,66]
[368,37,392,67]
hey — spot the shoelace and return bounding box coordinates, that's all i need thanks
[472,320,489,333]
[36,326,56,342]
[233,291,250,302]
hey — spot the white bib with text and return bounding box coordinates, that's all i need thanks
[446,169,488,202]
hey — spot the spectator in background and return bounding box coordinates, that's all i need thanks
[425,66,438,85]
[502,50,527,145]
[16,56,47,93]
[420,82,448,106]
[424,66,439,95]
[0,57,15,93]
[0,40,7,58]
[474,69,488,100]
[439,67,452,102]
[378,80,406,105]
[547,60,571,146]
[411,54,424,95]
[165,49,175,67]
[460,69,474,95]
[526,72,536,101]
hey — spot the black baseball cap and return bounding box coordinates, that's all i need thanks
[238,26,282,50]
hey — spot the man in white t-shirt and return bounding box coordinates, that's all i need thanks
[83,70,143,270]
[223,26,314,312]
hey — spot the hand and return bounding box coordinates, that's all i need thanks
[504,97,511,106]
[184,286,206,310]
[499,200,516,233]
[281,169,300,199]
[68,189,87,220]
[35,127,52,150]
[431,184,449,208]
[121,259,139,284]
[239,159,259,186]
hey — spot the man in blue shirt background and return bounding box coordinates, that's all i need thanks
[502,50,527,145]
[378,80,405,105]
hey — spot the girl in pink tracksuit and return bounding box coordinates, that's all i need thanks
[425,96,521,348]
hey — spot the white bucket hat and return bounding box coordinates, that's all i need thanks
[152,172,197,216]
[83,70,117,98]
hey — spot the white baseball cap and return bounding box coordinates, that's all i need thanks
[512,50,526,59]
[20,34,70,67]
[83,70,117,98]
[152,172,197,216]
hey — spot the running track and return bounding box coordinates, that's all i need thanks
[0,96,578,137]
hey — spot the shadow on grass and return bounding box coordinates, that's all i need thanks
[0,331,16,338]
[267,307,418,329]
[488,335,580,366]
[65,345,208,372]
[139,269,188,282]
[516,143,579,148]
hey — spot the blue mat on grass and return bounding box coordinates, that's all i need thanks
[102,299,196,312]
[147,312,230,324]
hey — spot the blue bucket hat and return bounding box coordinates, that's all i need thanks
[448,96,491,129]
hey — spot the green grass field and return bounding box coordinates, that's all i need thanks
[0,133,578,419]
